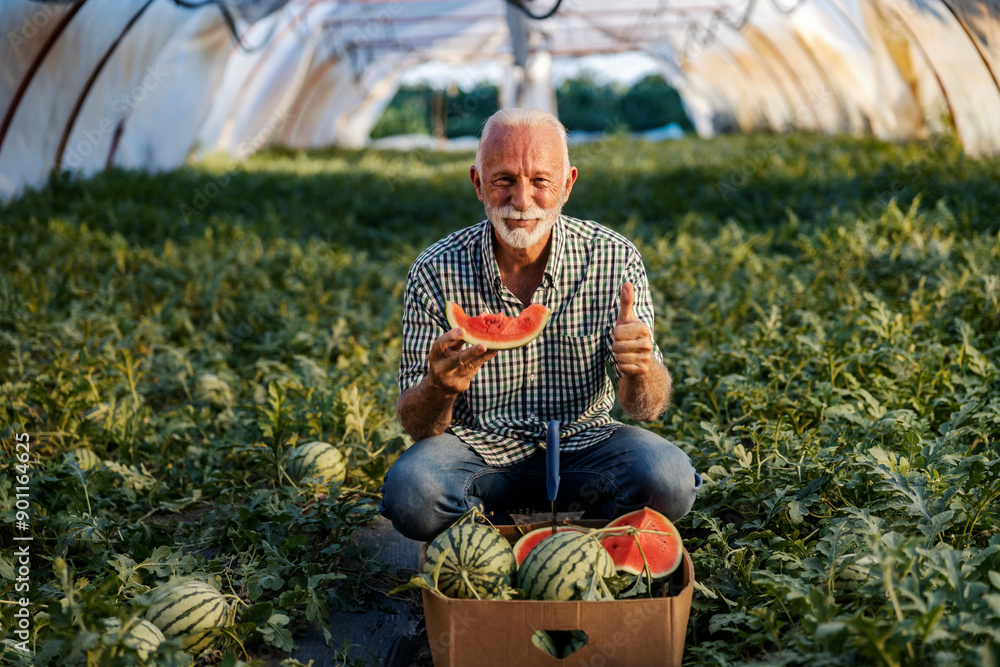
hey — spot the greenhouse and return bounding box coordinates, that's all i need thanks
[1,0,999,665]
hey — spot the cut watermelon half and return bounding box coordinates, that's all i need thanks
[512,526,585,567]
[600,507,683,579]
[445,302,550,350]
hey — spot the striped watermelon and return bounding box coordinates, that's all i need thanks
[67,448,100,471]
[517,531,615,601]
[284,441,346,488]
[531,630,559,657]
[104,618,165,659]
[562,630,589,657]
[145,579,231,655]
[422,523,517,599]
[512,526,584,567]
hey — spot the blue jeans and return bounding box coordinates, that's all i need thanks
[379,425,702,541]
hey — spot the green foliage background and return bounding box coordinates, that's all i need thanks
[370,74,692,139]
[1,130,999,665]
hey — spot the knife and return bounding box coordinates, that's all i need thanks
[546,420,560,535]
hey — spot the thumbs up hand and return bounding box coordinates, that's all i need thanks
[616,281,637,326]
[613,282,654,376]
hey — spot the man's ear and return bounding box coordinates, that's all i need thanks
[470,166,485,202]
[561,165,579,203]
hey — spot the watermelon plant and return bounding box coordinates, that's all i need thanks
[1,129,998,665]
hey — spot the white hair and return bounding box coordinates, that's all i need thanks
[474,108,570,175]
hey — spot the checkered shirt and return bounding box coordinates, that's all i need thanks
[398,215,663,467]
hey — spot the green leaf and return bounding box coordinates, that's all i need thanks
[241,601,274,625]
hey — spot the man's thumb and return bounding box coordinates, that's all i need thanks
[617,282,636,325]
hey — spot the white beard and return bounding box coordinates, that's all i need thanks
[485,200,563,249]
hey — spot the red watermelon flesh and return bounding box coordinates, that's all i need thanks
[445,302,551,350]
[512,526,585,567]
[600,507,683,578]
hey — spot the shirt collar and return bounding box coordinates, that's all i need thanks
[480,216,566,296]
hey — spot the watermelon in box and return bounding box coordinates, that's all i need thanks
[511,526,584,566]
[517,530,615,601]
[600,507,684,579]
[419,520,693,667]
[422,523,517,599]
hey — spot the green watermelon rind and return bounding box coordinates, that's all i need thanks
[145,579,230,655]
[563,630,589,657]
[517,531,615,601]
[284,441,346,487]
[67,448,100,471]
[445,302,551,350]
[422,523,517,599]
[103,618,166,659]
[512,526,585,567]
[531,630,560,657]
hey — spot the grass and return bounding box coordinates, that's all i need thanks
[1,130,999,665]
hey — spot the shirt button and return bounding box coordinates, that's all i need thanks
[529,373,536,382]
[528,412,537,420]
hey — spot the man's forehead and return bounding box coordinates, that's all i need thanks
[480,125,563,169]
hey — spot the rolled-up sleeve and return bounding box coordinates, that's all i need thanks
[398,270,447,394]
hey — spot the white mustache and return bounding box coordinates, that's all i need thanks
[488,204,550,220]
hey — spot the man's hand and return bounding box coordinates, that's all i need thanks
[613,282,654,376]
[427,328,498,395]
[397,328,497,441]
[613,281,671,421]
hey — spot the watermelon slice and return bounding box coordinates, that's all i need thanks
[445,302,551,350]
[600,507,684,579]
[511,526,584,567]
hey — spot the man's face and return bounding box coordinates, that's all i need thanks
[471,125,578,250]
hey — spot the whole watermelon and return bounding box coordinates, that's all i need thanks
[145,579,230,655]
[517,531,615,600]
[104,618,166,659]
[66,448,100,471]
[422,523,517,599]
[283,441,346,488]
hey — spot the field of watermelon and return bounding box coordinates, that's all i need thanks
[2,130,999,665]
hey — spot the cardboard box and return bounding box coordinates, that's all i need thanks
[421,520,694,667]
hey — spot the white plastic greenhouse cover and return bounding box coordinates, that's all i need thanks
[2,0,999,201]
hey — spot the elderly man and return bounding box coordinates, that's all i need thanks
[379,108,701,542]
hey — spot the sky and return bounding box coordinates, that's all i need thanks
[398,51,664,90]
